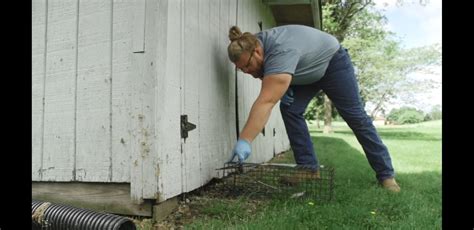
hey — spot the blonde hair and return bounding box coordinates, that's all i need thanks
[227,26,259,62]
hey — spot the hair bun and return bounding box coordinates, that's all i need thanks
[229,26,243,41]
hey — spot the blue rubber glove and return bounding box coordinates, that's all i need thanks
[228,139,251,163]
[280,87,294,106]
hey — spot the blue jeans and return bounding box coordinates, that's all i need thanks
[279,46,395,181]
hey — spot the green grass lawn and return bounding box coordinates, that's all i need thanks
[141,120,442,229]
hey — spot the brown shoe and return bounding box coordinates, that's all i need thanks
[380,178,401,192]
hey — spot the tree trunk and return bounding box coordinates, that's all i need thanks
[323,94,333,134]
[315,105,321,129]
[369,92,388,119]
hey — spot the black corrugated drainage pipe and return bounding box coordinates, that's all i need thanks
[32,200,136,230]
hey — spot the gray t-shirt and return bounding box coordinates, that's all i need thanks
[256,25,340,85]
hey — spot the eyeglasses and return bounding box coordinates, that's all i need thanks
[236,49,255,72]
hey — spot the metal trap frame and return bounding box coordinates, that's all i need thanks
[218,162,335,201]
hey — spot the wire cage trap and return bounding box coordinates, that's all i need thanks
[218,162,335,201]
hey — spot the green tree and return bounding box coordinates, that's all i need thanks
[424,104,442,121]
[308,0,439,130]
[317,0,375,133]
[304,93,339,127]
[343,35,441,118]
[387,106,425,124]
[304,95,324,127]
[324,1,441,119]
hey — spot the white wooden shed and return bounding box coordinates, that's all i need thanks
[32,0,322,217]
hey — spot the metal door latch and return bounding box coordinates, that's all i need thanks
[181,115,196,139]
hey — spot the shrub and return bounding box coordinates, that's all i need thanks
[398,110,424,124]
[387,107,425,124]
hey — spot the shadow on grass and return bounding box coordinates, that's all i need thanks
[323,130,441,141]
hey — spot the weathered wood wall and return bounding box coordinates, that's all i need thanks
[32,0,137,183]
[32,0,290,203]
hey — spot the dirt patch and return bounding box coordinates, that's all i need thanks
[132,178,269,229]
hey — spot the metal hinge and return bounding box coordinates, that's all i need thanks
[181,115,196,139]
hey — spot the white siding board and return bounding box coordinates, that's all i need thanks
[197,0,229,185]
[177,0,187,194]
[139,0,161,200]
[154,0,173,202]
[41,0,78,181]
[225,0,238,167]
[157,0,183,200]
[45,0,78,53]
[75,0,112,181]
[197,0,214,182]
[111,0,134,182]
[129,0,164,201]
[182,0,202,192]
[32,0,47,181]
[129,51,146,202]
[131,0,146,53]
[212,0,225,175]
[202,0,237,180]
[216,0,235,175]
